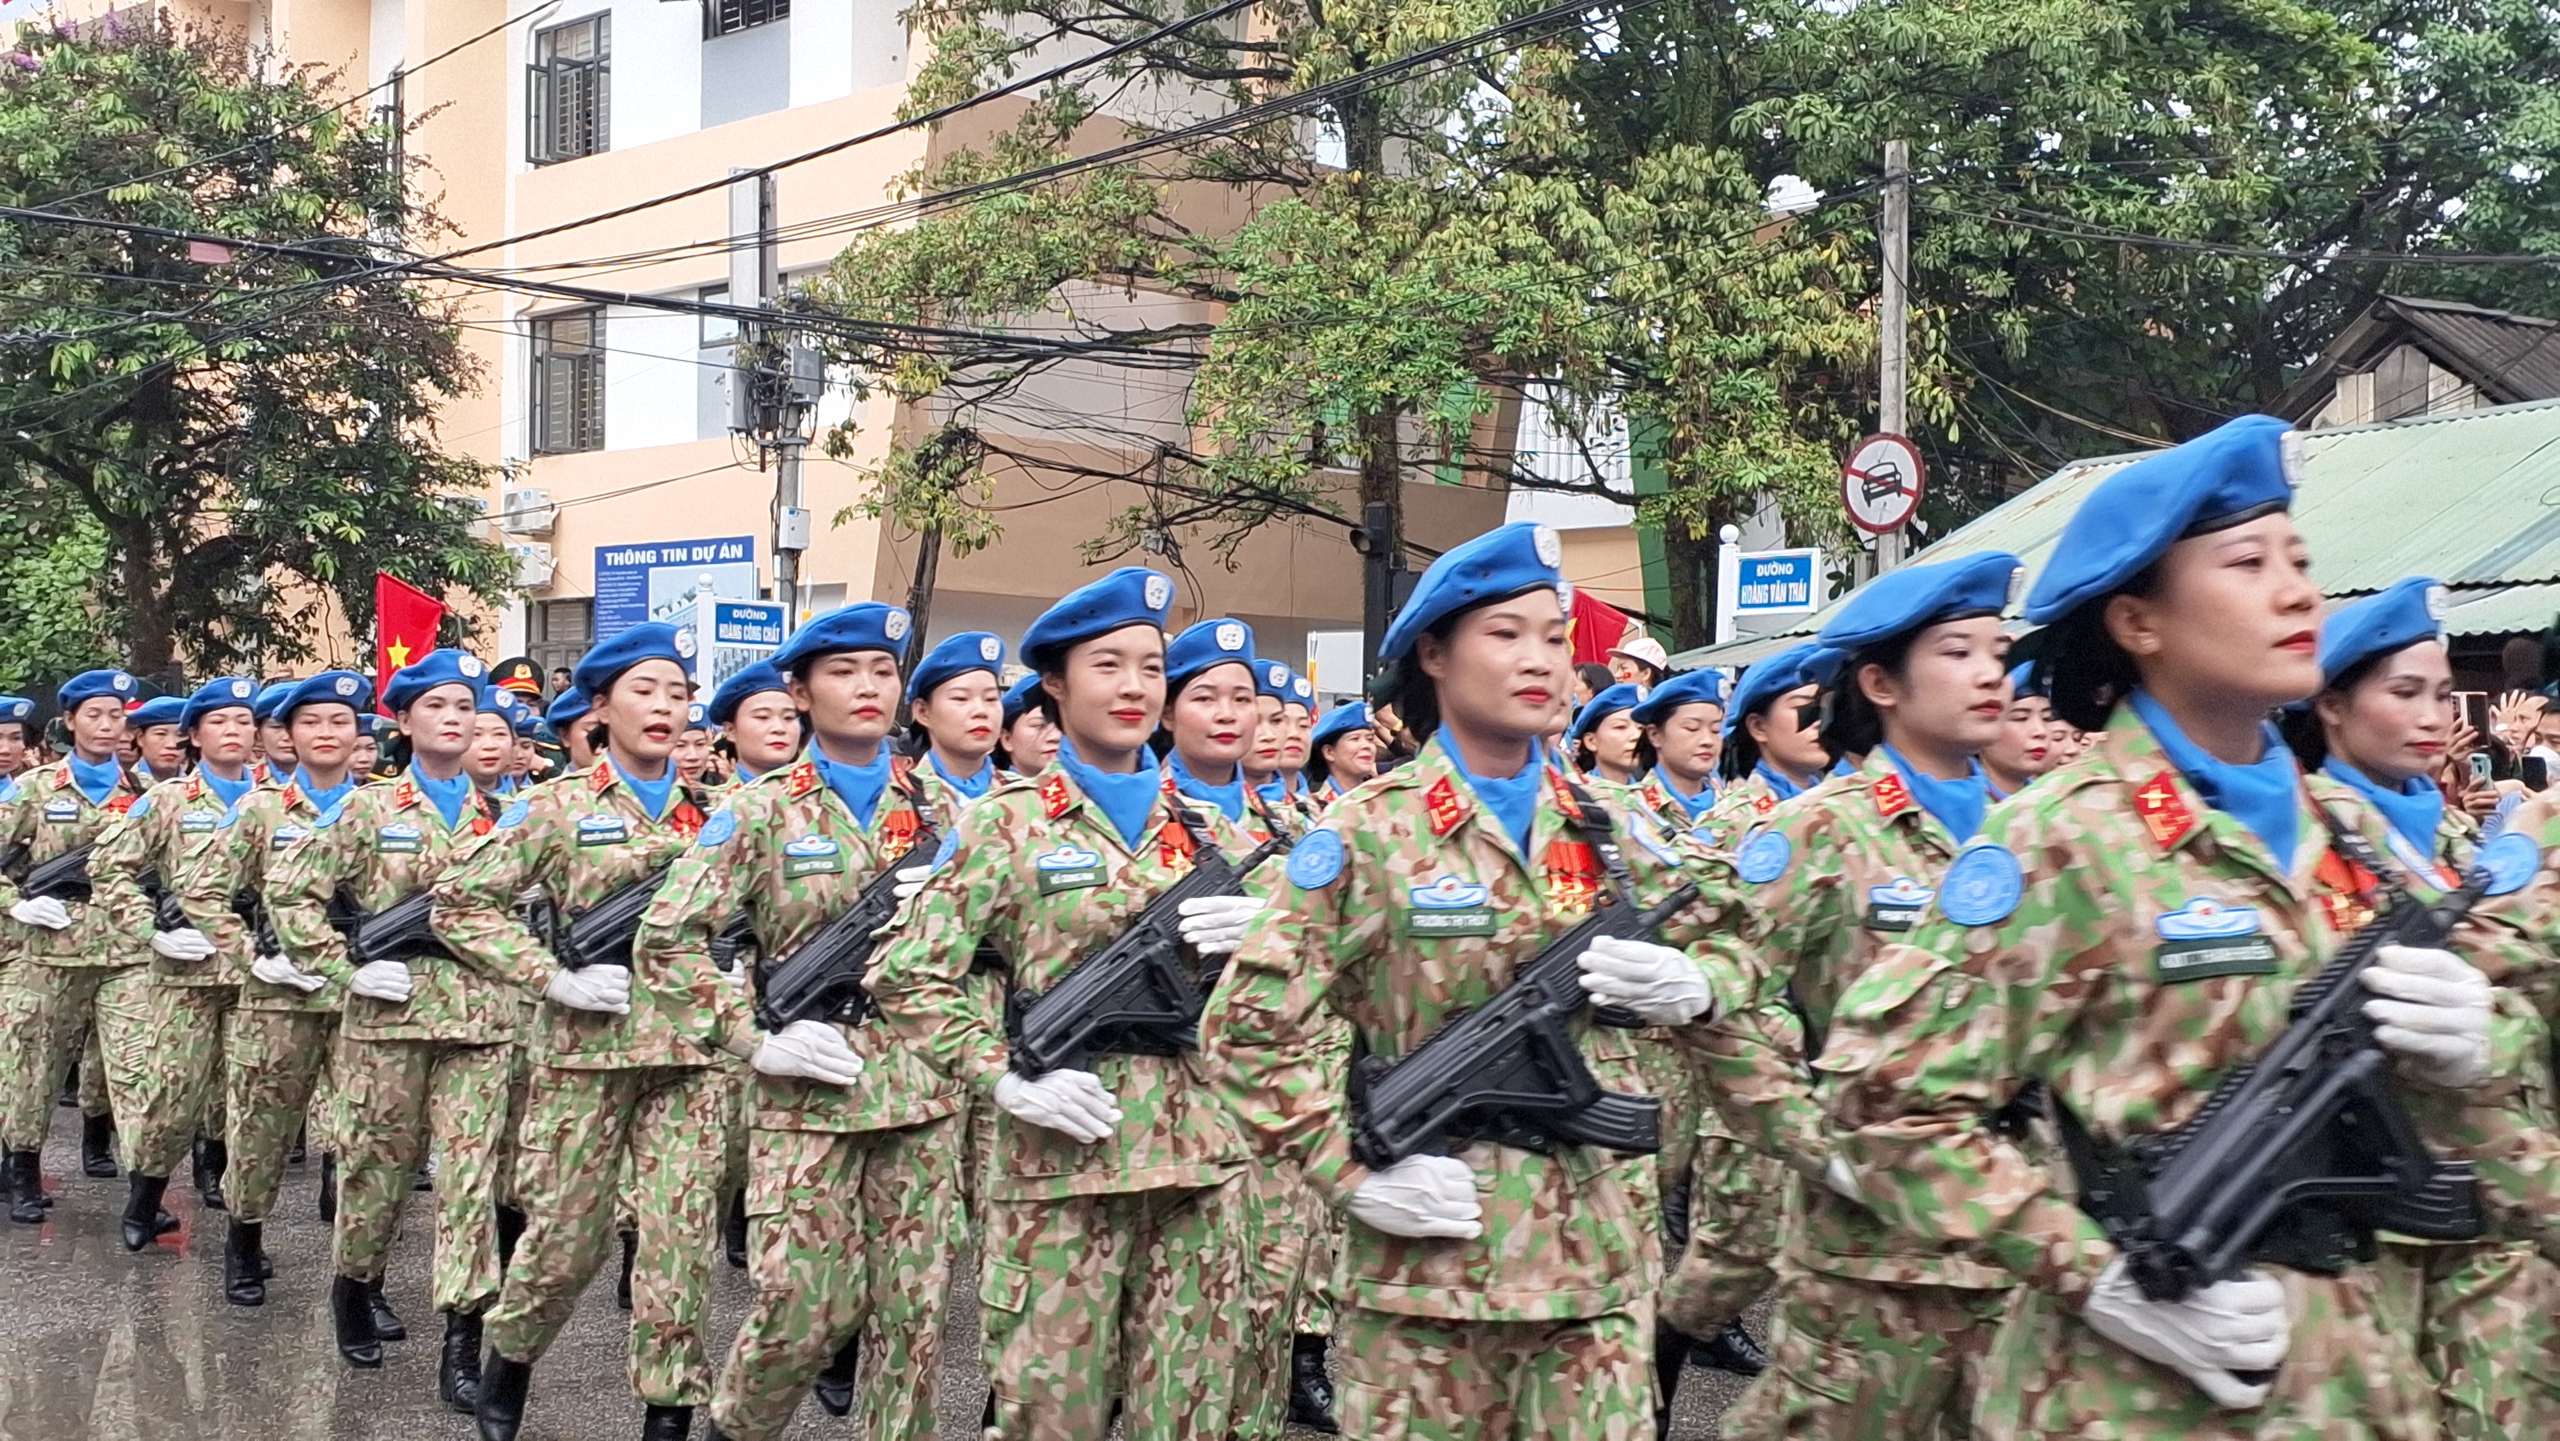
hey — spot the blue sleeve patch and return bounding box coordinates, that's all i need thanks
[497,798,531,830]
[1734,827,1792,885]
[697,809,738,848]
[127,793,153,820]
[0,777,15,804]
[931,829,959,871]
[2477,829,2540,897]
[1286,828,1346,890]
[1939,843,2025,926]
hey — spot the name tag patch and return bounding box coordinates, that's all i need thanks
[180,810,221,834]
[1865,877,1934,932]
[42,800,77,824]
[575,815,628,847]
[2151,897,2276,982]
[270,825,307,851]
[376,823,423,855]
[781,834,845,878]
[1034,844,1105,894]
[1406,875,1496,937]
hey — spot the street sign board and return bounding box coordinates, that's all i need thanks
[684,597,786,692]
[1731,548,1824,616]
[1842,433,1924,535]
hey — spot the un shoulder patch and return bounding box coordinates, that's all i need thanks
[1287,828,1346,890]
[127,793,153,820]
[1939,843,2025,927]
[2478,829,2540,897]
[497,798,531,830]
[697,809,738,848]
[1734,827,1792,885]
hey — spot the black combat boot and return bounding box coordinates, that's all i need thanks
[80,1113,117,1178]
[192,1135,228,1211]
[330,1274,383,1367]
[7,1150,47,1224]
[367,1279,406,1340]
[223,1219,266,1305]
[614,1228,636,1310]
[1287,1332,1338,1433]
[811,1337,857,1416]
[1654,1321,1694,1438]
[640,1403,692,1440]
[1693,1318,1768,1377]
[720,1191,746,1269]
[317,1151,337,1222]
[118,1172,177,1252]
[495,1203,527,1269]
[475,1350,531,1441]
[439,1310,485,1413]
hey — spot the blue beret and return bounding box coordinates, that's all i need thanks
[368,714,401,741]
[1286,670,1314,708]
[2319,576,2448,689]
[58,669,137,712]
[545,689,591,730]
[252,681,296,724]
[1254,658,1294,701]
[1022,567,1175,672]
[1723,644,1845,739]
[708,660,790,726]
[2006,662,2049,701]
[1167,619,1258,691]
[1001,672,1045,727]
[383,649,491,715]
[129,696,186,731]
[1631,669,1730,727]
[1567,683,1647,747]
[1309,702,1370,749]
[1819,551,2023,653]
[573,622,692,698]
[503,693,543,738]
[684,701,709,732]
[2024,414,2299,624]
[771,603,911,674]
[0,695,32,728]
[910,631,1005,702]
[182,677,257,730]
[282,670,369,721]
[1381,522,1569,664]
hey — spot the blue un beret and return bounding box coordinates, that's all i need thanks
[1820,551,2024,653]
[183,677,258,731]
[1380,522,1570,664]
[910,631,1005,702]
[58,669,137,713]
[1631,669,1730,728]
[129,696,185,731]
[1000,673,1045,728]
[2024,414,2300,624]
[282,670,369,721]
[1022,567,1176,672]
[252,681,296,724]
[1167,619,1258,692]
[502,692,543,739]
[684,702,710,732]
[771,603,912,675]
[545,689,591,732]
[573,622,692,699]
[1567,683,1647,748]
[2319,576,2448,689]
[1309,702,1370,749]
[2006,662,2050,701]
[1254,658,1294,702]
[0,695,32,728]
[383,649,491,715]
[708,660,790,726]
[1723,644,1846,740]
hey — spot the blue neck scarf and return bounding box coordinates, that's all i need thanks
[809,740,892,829]
[930,751,994,802]
[293,767,356,818]
[1755,761,1811,803]
[198,767,253,812]
[1056,737,1162,850]
[411,768,475,831]
[496,774,520,796]
[2129,690,2301,871]
[1253,776,1291,810]
[605,754,674,823]
[2324,760,2444,862]
[1448,742,1544,856]
[67,753,122,807]
[1167,749,1247,823]
[1654,769,1716,821]
[1881,743,1990,842]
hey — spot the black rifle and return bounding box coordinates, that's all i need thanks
[1007,833,1289,1075]
[19,843,95,904]
[2060,833,2491,1321]
[553,863,674,972]
[710,909,759,975]
[347,889,450,965]
[1348,883,1695,1171]
[753,822,942,1033]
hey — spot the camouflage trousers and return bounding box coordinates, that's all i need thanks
[487,1063,725,1406]
[2,963,153,1151]
[1232,1160,1319,1438]
[331,1034,514,1316]
[78,1025,107,1117]
[708,1118,963,1441]
[2374,1238,2560,1440]
[980,1174,1255,1441]
[1658,1106,1787,1337]
[1292,1181,1340,1333]
[1721,1266,2006,1441]
[1974,1266,2437,1441]
[1335,1304,1653,1441]
[222,1008,338,1224]
[122,984,234,1178]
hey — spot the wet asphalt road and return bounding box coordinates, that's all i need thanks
[0,1105,1754,1439]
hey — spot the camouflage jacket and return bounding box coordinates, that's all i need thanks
[183,781,346,1012]
[1196,735,1753,1324]
[1826,711,2547,1302]
[867,766,1270,1201]
[0,760,147,967]
[431,760,715,1070]
[91,771,256,987]
[1703,772,1793,849]
[267,776,515,1045]
[634,757,963,1135]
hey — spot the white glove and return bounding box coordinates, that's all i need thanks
[1345,1154,1484,1239]
[891,864,931,903]
[994,1068,1121,1145]
[751,1019,866,1086]
[2360,945,2493,1089]
[10,896,71,930]
[545,963,632,1015]
[149,927,217,962]
[1575,934,1718,1025]
[1824,1154,1863,1203]
[349,960,414,1003]
[1176,895,1267,957]
[2081,1255,2289,1410]
[250,952,327,994]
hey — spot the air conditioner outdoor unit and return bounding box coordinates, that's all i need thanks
[500,487,557,535]
[508,542,556,590]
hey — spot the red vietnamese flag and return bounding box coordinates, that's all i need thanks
[375,573,446,712]
[1568,586,1631,666]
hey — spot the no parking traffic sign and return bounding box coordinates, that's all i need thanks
[1842,433,1924,535]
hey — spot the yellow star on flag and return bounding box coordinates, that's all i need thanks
[385,640,413,668]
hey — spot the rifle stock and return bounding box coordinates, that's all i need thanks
[753,824,939,1032]
[554,864,673,971]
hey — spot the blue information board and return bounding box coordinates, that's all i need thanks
[592,536,757,640]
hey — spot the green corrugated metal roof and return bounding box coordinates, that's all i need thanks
[1672,397,2560,667]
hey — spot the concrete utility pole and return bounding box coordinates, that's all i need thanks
[729,169,815,632]
[1876,139,1911,573]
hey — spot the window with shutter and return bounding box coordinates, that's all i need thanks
[527,14,610,164]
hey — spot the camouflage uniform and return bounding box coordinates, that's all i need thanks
[1826,712,2541,1440]
[88,772,247,1179]
[265,778,517,1315]
[908,760,1010,1230]
[0,761,150,1159]
[633,758,965,1441]
[429,762,725,1408]
[868,768,1270,1441]
[1196,738,1754,1440]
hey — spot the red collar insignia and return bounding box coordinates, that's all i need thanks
[185,775,203,802]
[786,761,821,799]
[1547,768,1584,820]
[279,783,303,810]
[1872,772,1914,819]
[393,778,420,810]
[1423,775,1468,837]
[1039,772,1073,820]
[1752,792,1775,815]
[589,763,617,795]
[2132,769,2195,850]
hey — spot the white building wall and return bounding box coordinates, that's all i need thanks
[790,0,855,109]
[608,0,702,150]
[602,303,706,453]
[366,0,403,88]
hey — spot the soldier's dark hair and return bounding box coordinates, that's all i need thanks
[1719,680,1830,782]
[2045,562,2162,732]
[2277,648,2393,772]
[1570,721,1655,778]
[1820,631,1921,760]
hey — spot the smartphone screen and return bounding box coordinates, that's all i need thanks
[2470,752,2496,784]
[2528,756,2550,792]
